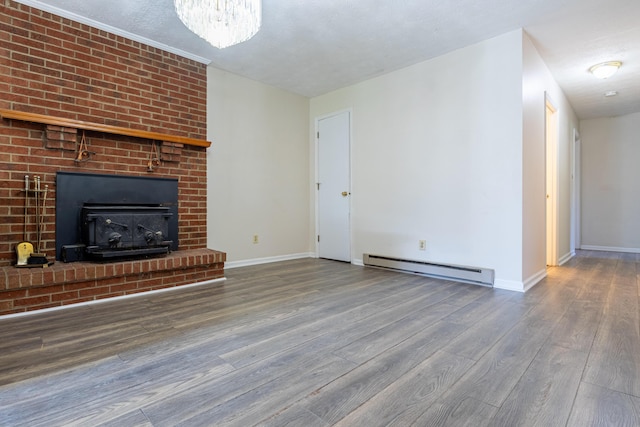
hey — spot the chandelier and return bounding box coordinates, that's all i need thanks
[174,0,262,49]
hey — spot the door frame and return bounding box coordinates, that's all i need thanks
[571,128,581,253]
[545,94,559,266]
[314,109,353,261]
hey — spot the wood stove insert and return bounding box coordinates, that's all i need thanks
[56,172,179,262]
[82,205,173,259]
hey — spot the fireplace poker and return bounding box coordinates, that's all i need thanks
[35,176,40,252]
[23,174,29,241]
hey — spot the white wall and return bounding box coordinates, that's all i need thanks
[310,30,525,290]
[206,67,311,266]
[521,33,579,286]
[580,112,640,252]
[204,29,579,290]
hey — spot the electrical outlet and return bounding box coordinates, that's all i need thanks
[419,240,426,250]
[253,234,259,244]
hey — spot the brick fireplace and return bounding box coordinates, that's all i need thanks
[0,2,225,315]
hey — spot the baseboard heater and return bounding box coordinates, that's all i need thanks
[363,254,494,287]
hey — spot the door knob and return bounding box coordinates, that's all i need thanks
[341,191,349,197]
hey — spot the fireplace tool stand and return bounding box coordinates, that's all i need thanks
[16,175,54,268]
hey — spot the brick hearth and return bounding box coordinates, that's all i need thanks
[0,249,225,315]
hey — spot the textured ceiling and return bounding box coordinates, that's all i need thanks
[14,0,640,119]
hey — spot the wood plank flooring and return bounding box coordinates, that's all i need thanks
[1,250,639,426]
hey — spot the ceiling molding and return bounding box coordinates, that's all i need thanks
[13,0,211,65]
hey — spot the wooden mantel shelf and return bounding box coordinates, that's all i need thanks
[0,109,211,148]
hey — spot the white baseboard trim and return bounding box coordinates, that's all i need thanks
[224,253,314,269]
[493,279,525,292]
[352,258,364,266]
[494,268,546,293]
[0,277,227,320]
[522,268,547,292]
[558,251,575,266]
[580,245,640,254]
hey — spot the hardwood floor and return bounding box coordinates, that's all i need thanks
[1,250,639,426]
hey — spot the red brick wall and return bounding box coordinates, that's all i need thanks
[0,1,209,267]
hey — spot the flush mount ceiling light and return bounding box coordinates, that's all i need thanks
[589,61,622,79]
[174,0,261,49]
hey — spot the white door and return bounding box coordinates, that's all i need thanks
[317,111,350,262]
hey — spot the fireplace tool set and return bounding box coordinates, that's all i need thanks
[16,175,53,268]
